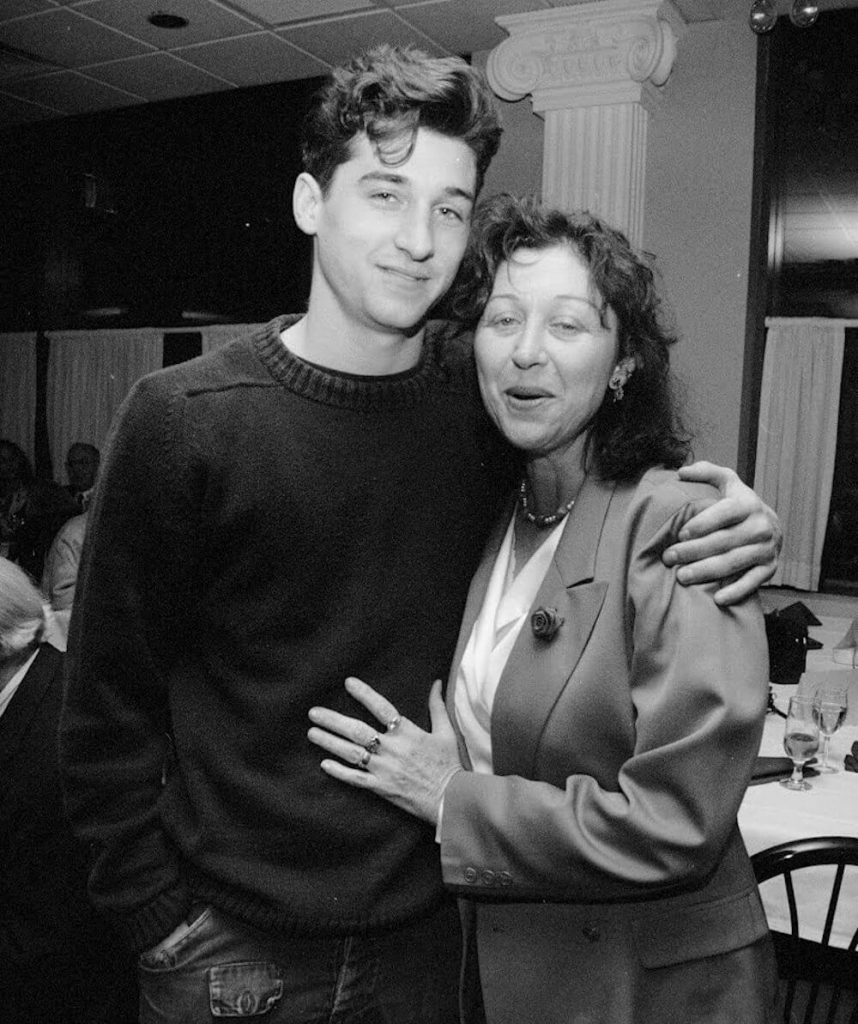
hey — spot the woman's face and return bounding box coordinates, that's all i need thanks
[474,243,626,462]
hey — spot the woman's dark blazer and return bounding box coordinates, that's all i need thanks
[439,469,777,1024]
[0,642,136,1022]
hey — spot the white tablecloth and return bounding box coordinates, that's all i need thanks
[794,615,858,724]
[738,700,858,947]
[803,616,858,674]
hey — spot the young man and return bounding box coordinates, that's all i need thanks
[60,46,779,1024]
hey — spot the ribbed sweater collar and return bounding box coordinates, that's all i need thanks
[251,314,465,412]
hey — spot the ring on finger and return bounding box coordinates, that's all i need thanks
[358,748,372,769]
[385,714,402,733]
[365,735,381,755]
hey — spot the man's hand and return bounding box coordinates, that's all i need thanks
[663,461,782,606]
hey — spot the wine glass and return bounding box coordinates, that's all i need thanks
[781,695,819,791]
[813,686,848,774]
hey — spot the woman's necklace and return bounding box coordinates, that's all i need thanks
[518,478,576,529]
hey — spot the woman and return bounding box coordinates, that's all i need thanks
[307,196,777,1023]
[0,557,137,1023]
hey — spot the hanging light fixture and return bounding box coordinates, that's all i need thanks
[749,0,822,32]
[749,0,777,33]
[789,0,819,27]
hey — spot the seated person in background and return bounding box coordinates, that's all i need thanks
[308,196,778,1024]
[64,442,100,511]
[41,509,88,651]
[0,438,33,560]
[0,438,78,580]
[0,557,137,1024]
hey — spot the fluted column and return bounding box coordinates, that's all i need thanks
[487,0,684,246]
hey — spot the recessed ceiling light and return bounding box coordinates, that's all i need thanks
[148,11,189,29]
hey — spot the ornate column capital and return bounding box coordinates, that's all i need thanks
[487,0,684,112]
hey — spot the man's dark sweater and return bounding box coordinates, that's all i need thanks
[60,315,511,952]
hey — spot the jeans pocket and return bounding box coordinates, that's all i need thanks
[139,906,213,971]
[208,962,284,1017]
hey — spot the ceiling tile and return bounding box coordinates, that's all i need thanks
[3,67,142,112]
[393,0,510,52]
[0,0,56,21]
[0,9,153,67]
[71,0,259,47]
[227,0,376,25]
[0,0,778,131]
[278,9,444,66]
[0,44,55,81]
[85,51,232,100]
[176,32,328,85]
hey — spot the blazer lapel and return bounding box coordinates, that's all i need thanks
[0,644,60,769]
[491,477,617,778]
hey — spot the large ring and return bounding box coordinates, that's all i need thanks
[385,715,402,733]
[358,748,372,769]
[365,735,381,755]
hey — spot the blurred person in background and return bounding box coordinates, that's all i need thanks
[41,508,88,651]
[0,556,136,1024]
[64,443,100,511]
[0,439,33,561]
[0,439,77,580]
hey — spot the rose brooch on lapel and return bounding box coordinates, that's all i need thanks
[531,606,564,641]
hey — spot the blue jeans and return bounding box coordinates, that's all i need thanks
[138,900,461,1023]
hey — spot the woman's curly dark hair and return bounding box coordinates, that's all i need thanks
[451,194,692,481]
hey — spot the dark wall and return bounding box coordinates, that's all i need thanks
[767,7,858,317]
[0,74,324,331]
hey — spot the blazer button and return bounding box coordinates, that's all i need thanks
[480,869,496,886]
[464,867,478,884]
[582,925,601,943]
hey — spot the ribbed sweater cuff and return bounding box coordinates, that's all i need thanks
[123,882,193,953]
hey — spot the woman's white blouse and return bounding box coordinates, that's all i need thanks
[454,512,566,774]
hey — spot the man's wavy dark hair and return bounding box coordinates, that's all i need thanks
[451,194,692,482]
[301,45,502,197]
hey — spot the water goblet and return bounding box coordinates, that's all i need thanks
[781,695,819,791]
[813,687,848,774]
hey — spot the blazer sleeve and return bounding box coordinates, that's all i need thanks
[439,479,769,903]
[59,373,200,950]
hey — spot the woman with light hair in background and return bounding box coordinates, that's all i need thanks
[0,557,136,1023]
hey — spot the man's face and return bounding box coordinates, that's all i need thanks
[67,447,98,491]
[301,128,477,338]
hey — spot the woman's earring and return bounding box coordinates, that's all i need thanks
[608,375,625,403]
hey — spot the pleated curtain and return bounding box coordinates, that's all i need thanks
[5,322,266,478]
[753,317,850,590]
[45,328,163,473]
[0,333,37,463]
